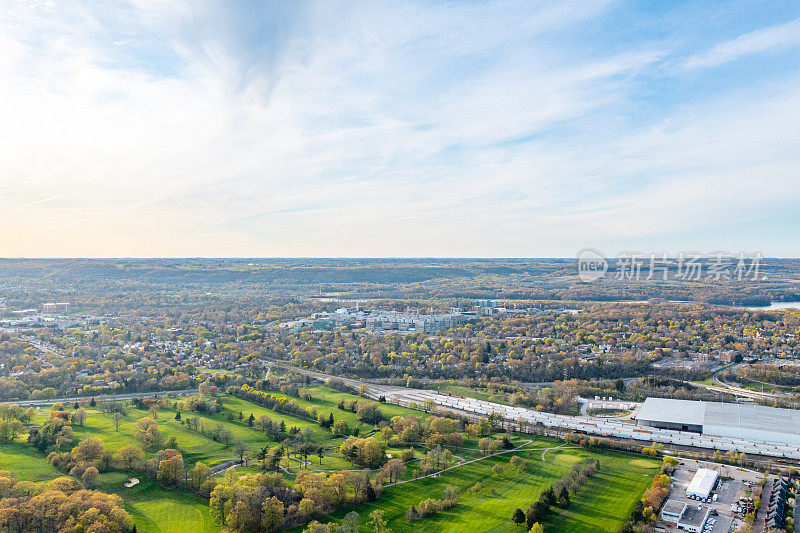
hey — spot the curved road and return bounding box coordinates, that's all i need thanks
[687,363,787,402]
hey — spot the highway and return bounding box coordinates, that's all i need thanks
[688,363,789,402]
[5,389,198,407]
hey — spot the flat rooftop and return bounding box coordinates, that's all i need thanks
[662,499,687,516]
[703,401,800,435]
[678,506,709,528]
[636,398,800,442]
[636,397,705,426]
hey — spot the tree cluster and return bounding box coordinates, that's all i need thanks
[0,471,133,532]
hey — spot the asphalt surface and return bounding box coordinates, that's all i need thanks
[4,389,198,406]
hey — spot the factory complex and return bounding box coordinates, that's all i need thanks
[635,397,800,447]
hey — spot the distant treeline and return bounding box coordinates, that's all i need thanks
[0,257,798,306]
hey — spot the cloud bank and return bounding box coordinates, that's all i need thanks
[0,0,799,257]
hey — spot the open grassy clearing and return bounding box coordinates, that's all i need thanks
[0,437,217,533]
[29,391,362,468]
[302,442,659,533]
[29,403,245,467]
[303,385,427,421]
[735,376,795,393]
[543,455,659,533]
[0,442,61,482]
[100,472,216,533]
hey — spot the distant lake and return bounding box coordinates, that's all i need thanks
[588,299,800,310]
[736,302,800,311]
[311,297,374,303]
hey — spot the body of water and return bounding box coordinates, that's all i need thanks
[738,302,800,311]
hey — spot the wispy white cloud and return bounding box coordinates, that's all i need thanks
[684,17,800,69]
[0,1,798,256]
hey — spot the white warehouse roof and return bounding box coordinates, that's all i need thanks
[686,468,718,499]
[636,398,705,426]
[636,397,800,446]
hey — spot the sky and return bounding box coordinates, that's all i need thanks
[0,0,799,258]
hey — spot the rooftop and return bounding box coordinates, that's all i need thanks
[686,468,718,498]
[704,401,800,436]
[662,499,687,517]
[678,506,709,528]
[636,397,800,440]
[636,397,705,426]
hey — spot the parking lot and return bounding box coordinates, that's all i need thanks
[657,458,763,533]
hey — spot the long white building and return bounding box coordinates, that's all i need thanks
[636,397,800,447]
[372,386,800,460]
[685,468,718,499]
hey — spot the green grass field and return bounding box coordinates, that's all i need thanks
[0,442,61,482]
[1,386,426,533]
[302,442,659,533]
[2,387,658,533]
[101,472,216,533]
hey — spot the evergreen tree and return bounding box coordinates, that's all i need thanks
[558,486,570,508]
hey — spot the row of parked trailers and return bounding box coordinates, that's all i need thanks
[384,388,800,460]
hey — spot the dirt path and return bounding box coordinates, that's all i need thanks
[541,443,579,462]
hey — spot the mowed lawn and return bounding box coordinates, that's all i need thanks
[303,385,429,422]
[541,454,659,533]
[30,392,351,468]
[0,442,61,482]
[11,394,330,533]
[3,390,656,533]
[2,388,423,532]
[0,441,217,533]
[100,472,217,533]
[305,444,659,533]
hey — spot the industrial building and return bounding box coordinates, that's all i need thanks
[364,310,469,333]
[661,500,687,523]
[375,387,800,460]
[676,506,710,532]
[660,498,710,532]
[635,397,800,447]
[685,468,718,500]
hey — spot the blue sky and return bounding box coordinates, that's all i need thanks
[0,0,798,257]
